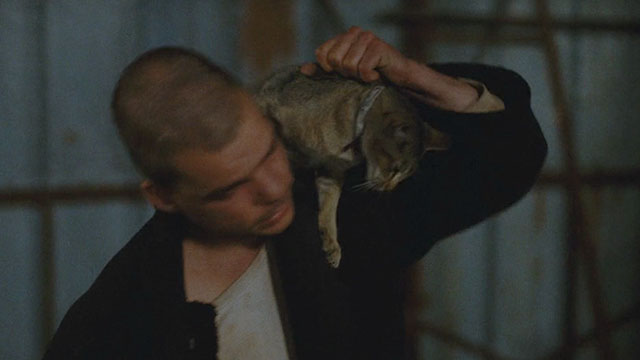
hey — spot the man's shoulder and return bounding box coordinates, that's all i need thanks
[43,212,186,358]
[89,211,183,292]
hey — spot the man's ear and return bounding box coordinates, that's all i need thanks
[423,123,451,153]
[140,179,178,213]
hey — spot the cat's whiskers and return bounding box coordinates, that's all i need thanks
[352,180,377,192]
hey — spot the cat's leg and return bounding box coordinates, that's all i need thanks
[315,176,343,268]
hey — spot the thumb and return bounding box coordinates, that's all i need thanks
[300,63,317,76]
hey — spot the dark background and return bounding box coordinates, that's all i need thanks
[1,0,639,359]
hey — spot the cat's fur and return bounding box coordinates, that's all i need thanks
[255,66,449,267]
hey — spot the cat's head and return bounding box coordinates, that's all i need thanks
[360,88,449,191]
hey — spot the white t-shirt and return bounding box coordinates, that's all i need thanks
[212,245,290,360]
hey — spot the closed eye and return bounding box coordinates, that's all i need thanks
[201,132,279,203]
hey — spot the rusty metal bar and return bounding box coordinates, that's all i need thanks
[405,29,541,45]
[415,321,514,360]
[536,1,574,358]
[37,203,55,349]
[1,168,638,206]
[541,302,640,359]
[535,168,640,188]
[316,0,347,33]
[399,2,430,359]
[534,0,614,358]
[0,185,144,205]
[403,269,422,360]
[400,0,432,61]
[378,1,639,359]
[472,0,514,61]
[414,301,640,360]
[33,0,52,353]
[377,12,640,34]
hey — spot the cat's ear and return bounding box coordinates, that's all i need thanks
[423,123,451,153]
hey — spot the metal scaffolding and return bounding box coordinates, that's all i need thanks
[379,0,640,359]
[1,0,639,358]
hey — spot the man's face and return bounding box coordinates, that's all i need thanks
[166,93,295,240]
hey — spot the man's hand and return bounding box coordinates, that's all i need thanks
[301,26,480,112]
[300,26,409,84]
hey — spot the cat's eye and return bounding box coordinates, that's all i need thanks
[397,140,409,152]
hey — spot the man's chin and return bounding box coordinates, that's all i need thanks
[255,201,295,235]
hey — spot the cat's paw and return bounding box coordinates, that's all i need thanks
[322,239,342,268]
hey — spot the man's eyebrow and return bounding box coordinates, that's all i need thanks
[202,133,278,200]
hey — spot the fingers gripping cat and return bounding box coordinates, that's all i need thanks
[255,66,450,268]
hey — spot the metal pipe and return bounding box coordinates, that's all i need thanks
[415,321,514,360]
[535,0,614,358]
[1,168,638,205]
[377,12,640,34]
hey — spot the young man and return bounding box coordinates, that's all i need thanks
[44,27,546,359]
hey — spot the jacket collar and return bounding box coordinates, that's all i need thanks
[131,172,356,359]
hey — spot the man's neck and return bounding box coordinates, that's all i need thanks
[182,235,264,304]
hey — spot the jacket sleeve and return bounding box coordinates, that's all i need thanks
[338,63,548,268]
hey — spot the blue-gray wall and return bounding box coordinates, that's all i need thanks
[1,0,638,359]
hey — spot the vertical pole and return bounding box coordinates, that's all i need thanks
[535,0,613,358]
[399,2,429,359]
[38,202,55,353]
[484,219,498,348]
[400,0,430,61]
[34,0,55,353]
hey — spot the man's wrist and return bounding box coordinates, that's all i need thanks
[387,60,480,112]
[457,78,505,113]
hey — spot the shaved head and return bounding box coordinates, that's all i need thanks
[112,47,244,188]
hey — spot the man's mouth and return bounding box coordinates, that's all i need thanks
[259,200,290,227]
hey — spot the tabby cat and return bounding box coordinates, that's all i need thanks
[255,66,449,268]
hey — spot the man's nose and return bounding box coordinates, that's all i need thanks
[253,161,291,204]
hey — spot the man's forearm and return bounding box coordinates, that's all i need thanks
[306,26,491,113]
[382,59,482,112]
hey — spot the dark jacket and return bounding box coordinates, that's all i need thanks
[43,63,547,359]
